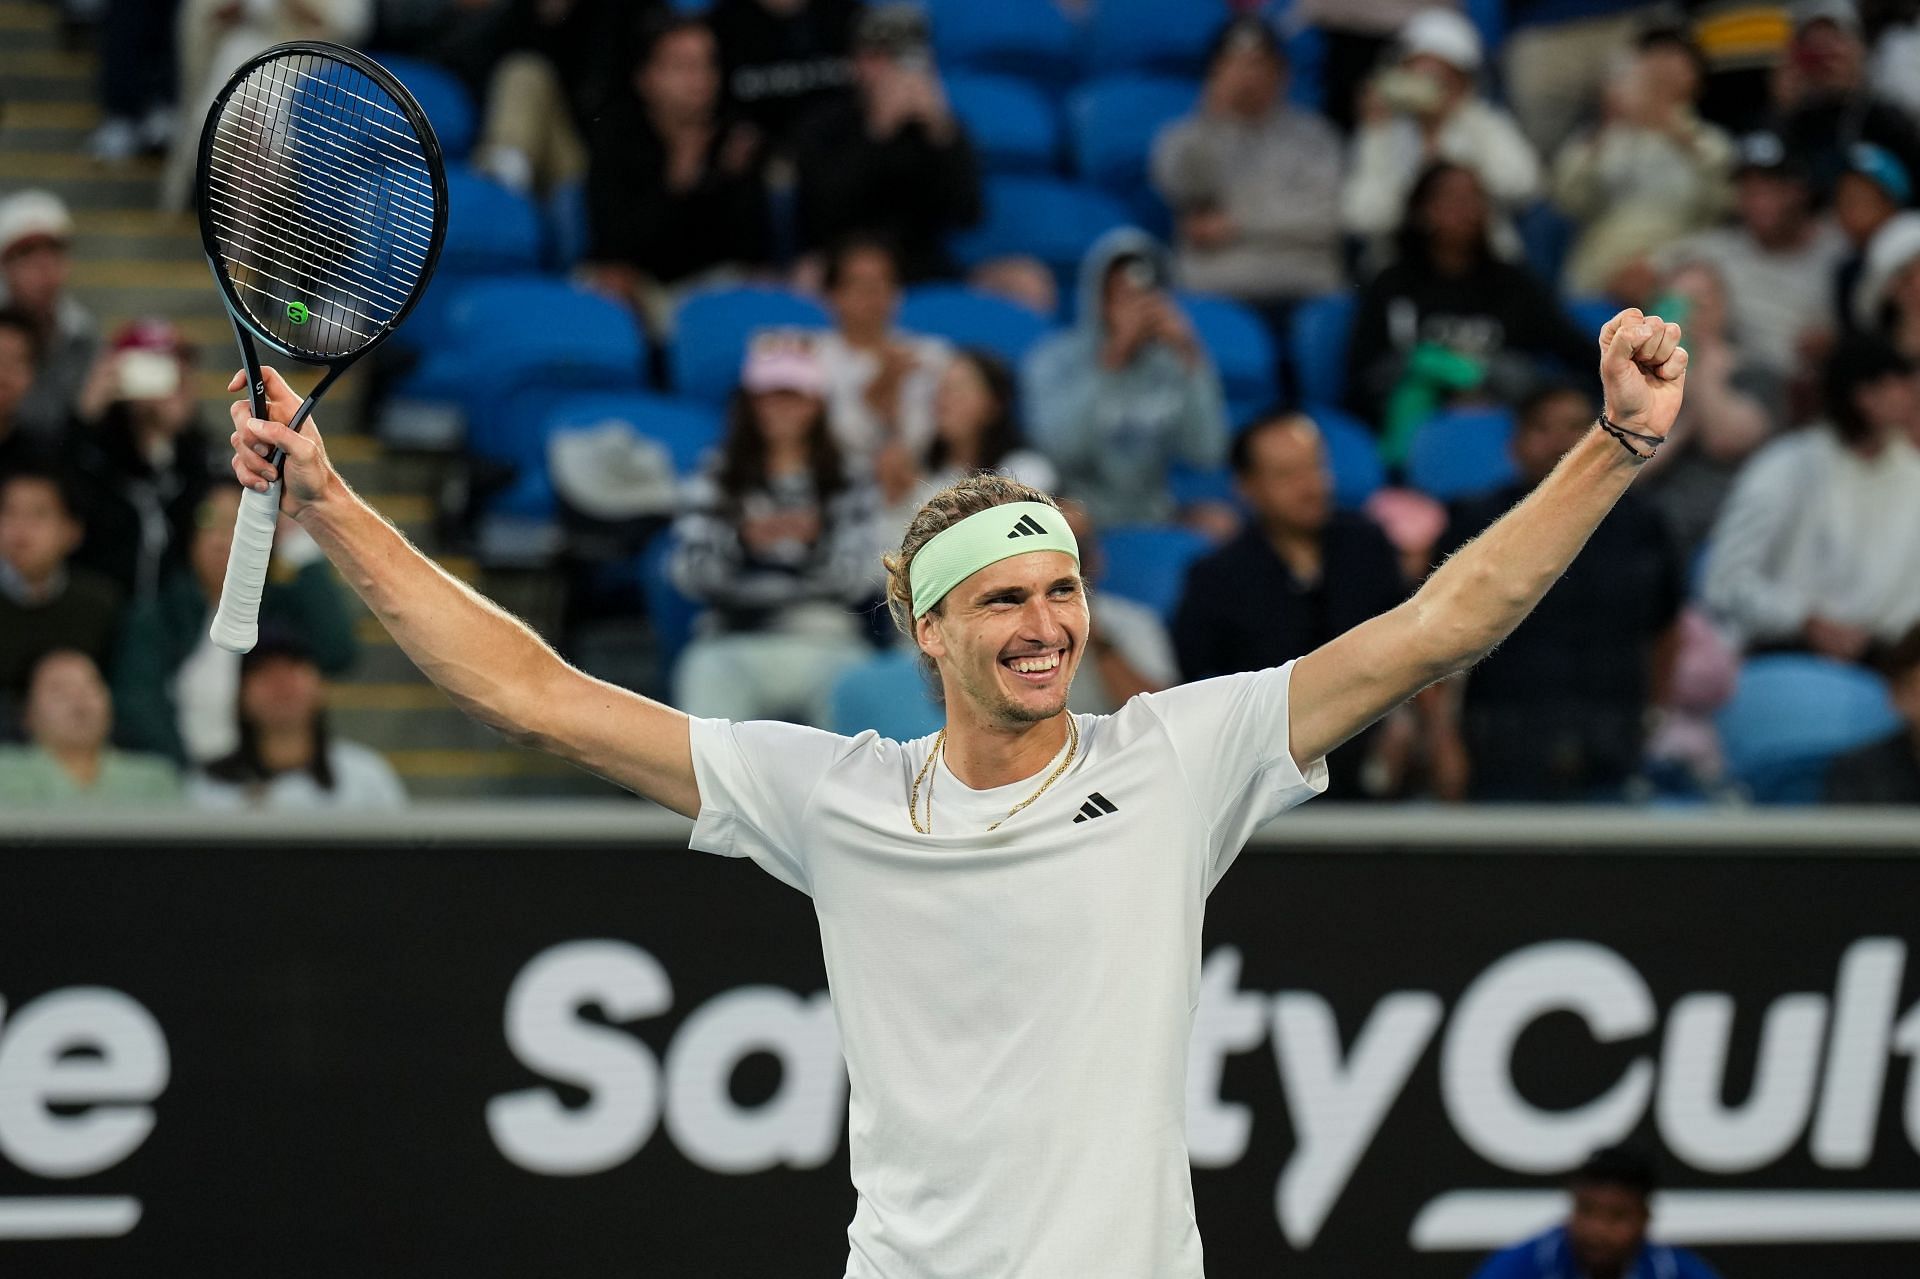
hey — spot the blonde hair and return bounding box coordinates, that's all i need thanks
[883,473,1062,642]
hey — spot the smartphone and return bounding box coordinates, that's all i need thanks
[117,349,181,400]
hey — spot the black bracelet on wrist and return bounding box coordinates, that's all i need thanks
[1598,410,1661,461]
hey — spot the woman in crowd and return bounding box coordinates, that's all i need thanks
[668,336,881,727]
[1345,161,1592,464]
[879,347,1055,536]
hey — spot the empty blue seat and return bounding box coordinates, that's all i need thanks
[671,286,830,403]
[1067,74,1198,197]
[830,649,945,741]
[927,0,1080,85]
[1718,656,1900,803]
[899,285,1052,366]
[1178,292,1277,423]
[950,176,1133,286]
[542,391,723,478]
[638,534,701,683]
[1290,292,1357,410]
[1518,201,1574,289]
[373,53,477,159]
[437,167,544,275]
[1406,406,1518,501]
[946,71,1060,173]
[1308,407,1385,509]
[1098,525,1215,621]
[1285,24,1326,113]
[1085,0,1232,75]
[1168,461,1237,509]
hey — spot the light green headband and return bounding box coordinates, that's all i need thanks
[910,501,1080,617]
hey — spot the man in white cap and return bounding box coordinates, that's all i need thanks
[0,190,97,438]
[1342,7,1542,252]
[225,290,1691,1275]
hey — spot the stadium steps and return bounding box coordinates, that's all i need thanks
[0,3,603,802]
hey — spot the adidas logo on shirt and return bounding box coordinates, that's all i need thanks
[1072,792,1118,823]
[1007,514,1048,538]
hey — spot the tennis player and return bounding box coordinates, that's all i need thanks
[227,308,1685,1277]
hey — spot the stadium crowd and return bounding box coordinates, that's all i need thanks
[5,0,1920,808]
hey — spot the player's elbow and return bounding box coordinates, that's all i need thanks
[1407,560,1523,676]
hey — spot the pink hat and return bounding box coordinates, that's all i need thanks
[741,334,825,396]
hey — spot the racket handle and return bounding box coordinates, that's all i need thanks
[209,481,282,653]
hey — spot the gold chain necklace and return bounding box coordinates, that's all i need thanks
[909,716,1080,834]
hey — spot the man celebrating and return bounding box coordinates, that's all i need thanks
[225,308,1686,1276]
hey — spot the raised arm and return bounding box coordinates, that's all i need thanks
[1288,309,1688,766]
[227,368,700,816]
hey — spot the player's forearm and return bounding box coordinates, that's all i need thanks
[294,477,566,743]
[1413,427,1640,674]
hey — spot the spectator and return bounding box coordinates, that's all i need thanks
[1825,621,1920,801]
[1151,16,1345,325]
[0,191,97,439]
[67,319,216,600]
[1551,27,1735,300]
[0,651,179,806]
[1021,230,1229,527]
[1851,208,1920,354]
[161,0,375,211]
[790,3,982,282]
[1058,501,1176,717]
[880,347,1057,540]
[1660,131,1847,380]
[1773,0,1920,205]
[112,485,356,765]
[1342,9,1542,255]
[668,336,881,726]
[1703,332,1920,659]
[580,15,773,333]
[1290,0,1453,134]
[1638,259,1783,557]
[0,308,47,479]
[1429,384,1685,801]
[88,0,179,162]
[1502,0,1659,157]
[812,235,950,477]
[188,630,406,811]
[710,0,860,152]
[1172,411,1407,798]
[0,467,122,715]
[1345,162,1591,460]
[472,0,646,197]
[1833,142,1912,324]
[1471,1145,1721,1279]
[1868,0,1920,116]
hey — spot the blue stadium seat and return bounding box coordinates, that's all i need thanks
[1518,201,1574,289]
[1308,406,1385,509]
[1406,406,1517,501]
[373,53,477,159]
[670,286,830,403]
[398,278,645,460]
[637,534,701,683]
[1290,292,1357,410]
[927,0,1080,85]
[1285,23,1326,113]
[1098,525,1215,621]
[541,392,723,478]
[946,71,1060,173]
[546,179,590,271]
[437,167,544,275]
[1084,0,1232,75]
[1177,292,1277,424]
[899,285,1052,366]
[830,649,945,741]
[1718,656,1900,803]
[1566,294,1622,339]
[1168,461,1237,509]
[950,176,1133,287]
[1067,74,1198,198]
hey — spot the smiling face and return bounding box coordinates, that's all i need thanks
[916,550,1087,729]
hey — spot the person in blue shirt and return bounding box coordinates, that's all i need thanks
[1471,1146,1722,1279]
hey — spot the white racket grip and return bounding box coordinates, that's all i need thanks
[209,481,282,653]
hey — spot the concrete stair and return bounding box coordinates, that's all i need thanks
[1,0,619,800]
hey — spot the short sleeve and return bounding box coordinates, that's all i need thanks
[1130,660,1330,889]
[686,717,860,895]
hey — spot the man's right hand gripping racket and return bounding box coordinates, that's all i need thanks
[197,41,447,652]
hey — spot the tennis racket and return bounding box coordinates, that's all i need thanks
[197,41,447,652]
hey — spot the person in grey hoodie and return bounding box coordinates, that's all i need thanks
[1020,229,1229,527]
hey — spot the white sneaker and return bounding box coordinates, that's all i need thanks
[88,117,140,163]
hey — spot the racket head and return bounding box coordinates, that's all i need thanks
[195,40,447,368]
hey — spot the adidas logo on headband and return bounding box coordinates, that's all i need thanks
[1007,514,1048,538]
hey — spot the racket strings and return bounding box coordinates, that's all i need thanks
[203,51,439,360]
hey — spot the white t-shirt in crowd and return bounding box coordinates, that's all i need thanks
[686,661,1328,1279]
[811,330,952,465]
[188,740,408,812]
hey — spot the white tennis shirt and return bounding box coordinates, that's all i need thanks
[686,661,1328,1278]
